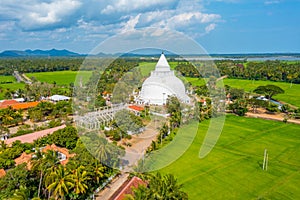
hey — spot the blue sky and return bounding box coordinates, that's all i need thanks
[0,0,299,54]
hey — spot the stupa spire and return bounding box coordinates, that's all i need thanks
[155,52,170,72]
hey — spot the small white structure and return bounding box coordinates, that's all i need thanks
[49,95,70,102]
[14,98,25,102]
[138,53,190,105]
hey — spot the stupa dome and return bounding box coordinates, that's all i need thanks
[138,53,190,105]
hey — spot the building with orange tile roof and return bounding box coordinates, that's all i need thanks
[128,105,144,116]
[0,100,39,110]
[111,176,146,200]
[0,168,6,178]
[14,143,75,169]
[14,152,33,169]
[0,99,18,109]
[41,144,75,165]
[128,105,144,112]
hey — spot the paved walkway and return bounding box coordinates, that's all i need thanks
[4,125,66,145]
[95,120,162,199]
[95,173,129,200]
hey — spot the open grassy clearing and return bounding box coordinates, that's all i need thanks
[150,115,300,199]
[25,71,92,86]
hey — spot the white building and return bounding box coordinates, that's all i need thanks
[138,53,190,105]
[49,95,70,102]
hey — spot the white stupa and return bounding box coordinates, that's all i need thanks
[138,53,190,105]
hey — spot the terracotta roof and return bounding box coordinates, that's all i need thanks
[0,101,39,110]
[14,143,76,170]
[128,105,144,112]
[0,168,6,178]
[14,152,33,169]
[0,99,18,106]
[42,144,75,165]
[112,176,146,200]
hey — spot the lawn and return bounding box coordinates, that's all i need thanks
[25,71,93,86]
[149,115,300,199]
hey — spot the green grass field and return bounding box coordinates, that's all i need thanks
[0,75,16,83]
[221,79,300,107]
[25,71,92,86]
[138,61,179,77]
[151,115,300,199]
[0,76,25,99]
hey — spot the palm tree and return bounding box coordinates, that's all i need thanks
[10,185,29,200]
[71,165,90,195]
[31,150,59,198]
[93,162,106,184]
[46,165,74,200]
[94,137,113,163]
[128,173,188,200]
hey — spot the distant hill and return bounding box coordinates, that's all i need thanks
[0,49,84,57]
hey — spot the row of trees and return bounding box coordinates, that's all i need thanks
[174,60,300,83]
[0,58,84,75]
[216,60,300,83]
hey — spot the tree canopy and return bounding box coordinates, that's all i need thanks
[253,85,284,99]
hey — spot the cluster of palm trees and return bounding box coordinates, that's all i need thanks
[126,173,188,200]
[0,107,23,126]
[15,149,108,200]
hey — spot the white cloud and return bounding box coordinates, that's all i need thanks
[0,0,82,31]
[205,23,216,33]
[120,14,141,33]
[0,0,222,52]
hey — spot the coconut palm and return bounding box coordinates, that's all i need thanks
[31,150,59,198]
[93,162,106,184]
[128,173,188,200]
[10,186,29,200]
[71,165,90,195]
[94,137,113,163]
[46,165,74,200]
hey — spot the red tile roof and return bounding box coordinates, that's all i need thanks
[0,101,39,110]
[112,176,146,200]
[14,152,33,169]
[14,143,75,170]
[128,105,144,112]
[42,144,75,165]
[0,99,18,106]
[0,168,6,178]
